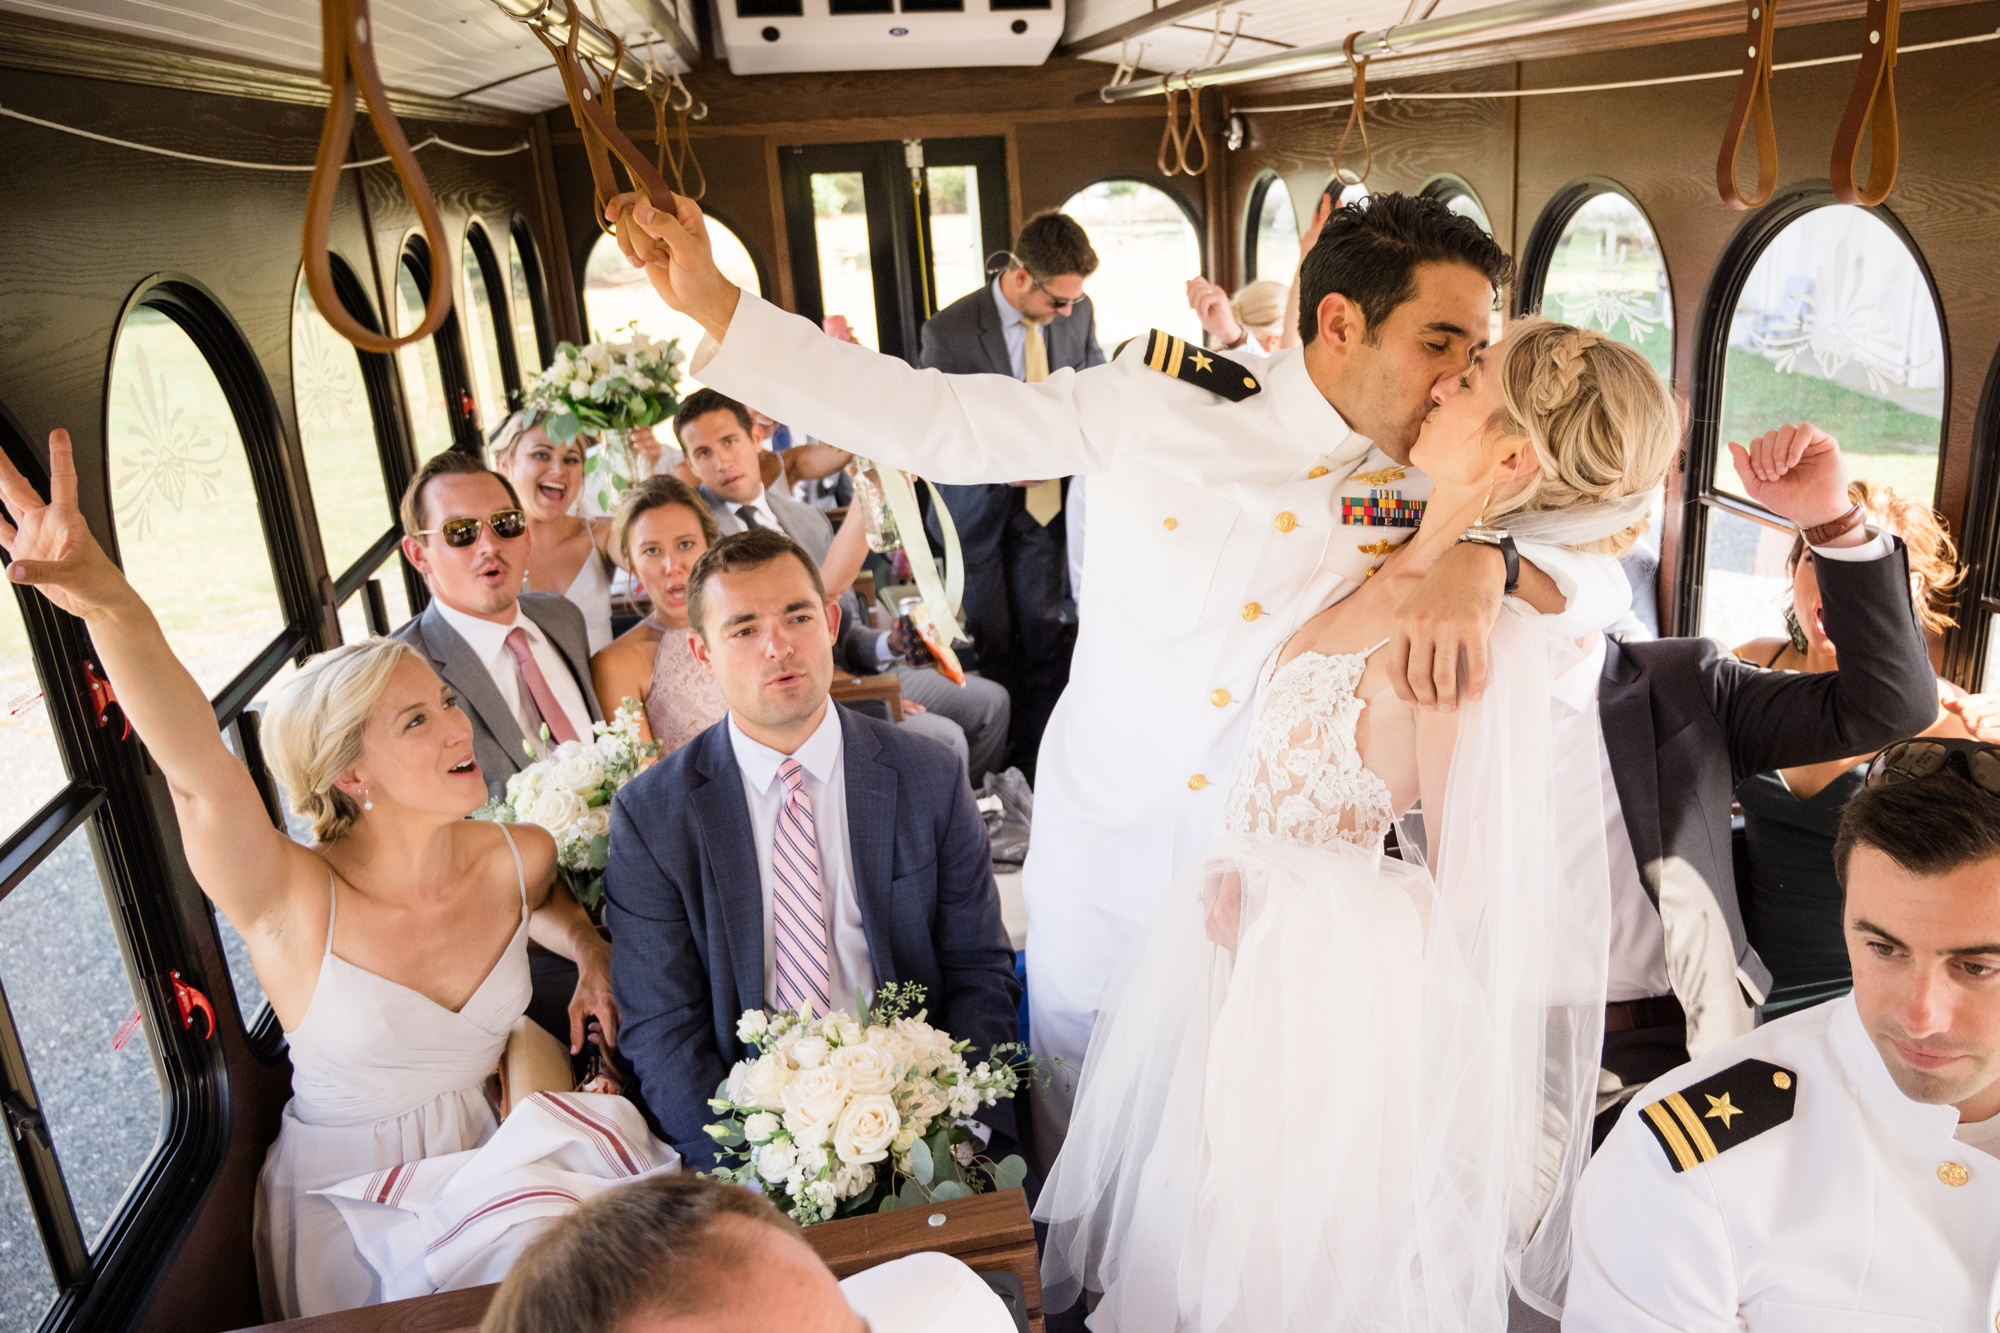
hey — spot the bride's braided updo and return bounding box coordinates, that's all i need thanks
[1481,317,1681,555]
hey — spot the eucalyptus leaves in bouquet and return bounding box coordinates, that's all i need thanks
[523,323,685,510]
[703,984,1035,1225]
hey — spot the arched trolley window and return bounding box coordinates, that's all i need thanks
[459,223,516,427]
[1421,175,1494,235]
[508,219,553,380]
[1244,171,1299,286]
[1520,183,1673,379]
[1061,179,1204,363]
[1677,198,1946,646]
[394,238,480,457]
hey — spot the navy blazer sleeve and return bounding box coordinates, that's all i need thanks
[604,789,731,1170]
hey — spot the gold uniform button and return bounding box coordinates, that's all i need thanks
[1187,774,1207,791]
[1275,511,1298,533]
[1210,688,1231,708]
[1307,466,1330,479]
[1940,1161,1972,1188]
[1162,517,1178,531]
[1772,1071,1792,1091]
[1241,602,1262,621]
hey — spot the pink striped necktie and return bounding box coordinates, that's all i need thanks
[771,757,831,1017]
[503,627,582,746]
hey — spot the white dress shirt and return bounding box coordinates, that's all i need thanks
[728,486,784,535]
[840,1252,1017,1333]
[990,276,1029,381]
[728,705,876,1014]
[431,600,593,757]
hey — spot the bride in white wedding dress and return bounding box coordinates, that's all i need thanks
[1037,318,1681,1332]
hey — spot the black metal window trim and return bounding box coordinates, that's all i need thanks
[1242,169,1284,285]
[508,216,555,377]
[464,221,525,412]
[1420,173,1491,228]
[396,236,484,456]
[1948,347,2000,687]
[1670,182,1951,638]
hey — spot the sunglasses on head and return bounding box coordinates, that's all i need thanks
[1864,737,2000,797]
[416,508,528,548]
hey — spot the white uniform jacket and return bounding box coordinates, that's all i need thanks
[696,294,1629,929]
[1566,993,2000,1332]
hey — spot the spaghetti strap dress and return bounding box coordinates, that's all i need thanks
[563,550,616,655]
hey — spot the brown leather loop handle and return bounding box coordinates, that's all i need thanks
[302,0,453,354]
[1332,33,1374,189]
[1182,83,1210,177]
[1715,0,1779,210]
[1157,86,1187,177]
[1831,0,1901,204]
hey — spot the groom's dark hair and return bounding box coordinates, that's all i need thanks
[1297,191,1512,346]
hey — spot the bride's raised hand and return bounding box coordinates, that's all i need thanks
[0,429,134,622]
[608,190,741,343]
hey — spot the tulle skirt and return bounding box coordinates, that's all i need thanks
[1037,831,1515,1333]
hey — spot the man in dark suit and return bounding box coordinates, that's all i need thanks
[919,211,1105,777]
[605,527,1021,1170]
[675,388,1011,783]
[391,450,602,801]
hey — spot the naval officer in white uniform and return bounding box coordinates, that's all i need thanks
[612,189,1630,1161]
[1567,744,2000,1331]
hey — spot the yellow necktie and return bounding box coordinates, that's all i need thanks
[1021,321,1062,526]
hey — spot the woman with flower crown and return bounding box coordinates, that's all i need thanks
[1037,319,1681,1332]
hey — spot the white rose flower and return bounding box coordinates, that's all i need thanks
[829,1042,899,1096]
[824,1013,863,1047]
[864,1025,918,1073]
[786,1112,830,1150]
[832,1093,900,1166]
[577,805,612,845]
[524,788,588,834]
[669,344,686,365]
[754,1139,796,1183]
[736,1009,769,1042]
[727,1052,793,1112]
[743,1111,781,1144]
[892,1127,917,1155]
[782,1062,852,1127]
[790,1035,831,1069]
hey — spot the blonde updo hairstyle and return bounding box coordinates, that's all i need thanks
[1230,280,1288,342]
[1480,317,1680,556]
[261,638,425,844]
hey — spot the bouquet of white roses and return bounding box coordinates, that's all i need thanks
[524,324,685,510]
[478,699,660,914]
[702,984,1032,1225]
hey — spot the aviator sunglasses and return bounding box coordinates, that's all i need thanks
[415,508,528,548]
[1864,736,2000,796]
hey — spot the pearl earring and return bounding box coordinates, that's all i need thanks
[361,789,374,812]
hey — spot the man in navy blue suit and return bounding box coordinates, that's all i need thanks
[605,527,1022,1170]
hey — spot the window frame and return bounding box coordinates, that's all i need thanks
[1420,173,1492,231]
[1242,170,1295,284]
[395,236,483,456]
[462,221,523,413]
[508,216,554,376]
[1671,184,1950,638]
[1514,177,1664,324]
[1950,347,2000,687]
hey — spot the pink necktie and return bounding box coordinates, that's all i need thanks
[771,758,831,1017]
[503,627,582,746]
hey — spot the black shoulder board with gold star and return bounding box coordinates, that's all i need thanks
[1141,330,1262,401]
[1638,1059,1798,1172]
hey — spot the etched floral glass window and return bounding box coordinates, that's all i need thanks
[1538,192,1672,378]
[107,307,286,700]
[1250,174,1298,286]
[396,258,456,459]
[584,220,759,387]
[1716,206,1943,503]
[508,231,545,378]
[292,274,393,580]
[461,233,511,430]
[1062,180,1203,362]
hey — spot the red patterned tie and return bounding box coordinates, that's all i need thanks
[503,627,582,745]
[771,758,831,1017]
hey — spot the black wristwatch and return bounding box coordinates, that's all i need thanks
[1457,526,1520,594]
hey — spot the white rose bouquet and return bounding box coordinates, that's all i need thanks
[523,323,685,510]
[702,983,1033,1225]
[478,698,659,914]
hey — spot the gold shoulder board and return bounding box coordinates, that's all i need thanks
[1142,330,1262,402]
[1638,1058,1798,1173]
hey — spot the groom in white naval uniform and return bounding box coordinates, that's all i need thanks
[612,189,1630,1162]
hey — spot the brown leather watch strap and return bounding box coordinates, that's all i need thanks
[1831,0,1901,204]
[303,0,453,354]
[1332,33,1373,189]
[1716,0,1779,210]
[1802,500,1868,545]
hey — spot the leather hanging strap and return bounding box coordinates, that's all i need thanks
[1158,85,1188,176]
[302,0,453,353]
[1332,33,1374,188]
[1181,82,1210,177]
[1715,0,1779,210]
[1830,0,1901,204]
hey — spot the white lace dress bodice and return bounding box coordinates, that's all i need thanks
[1219,648,1394,852]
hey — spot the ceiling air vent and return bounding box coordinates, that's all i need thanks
[721,0,1064,73]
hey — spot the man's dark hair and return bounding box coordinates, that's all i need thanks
[1835,767,2000,882]
[673,387,755,444]
[399,449,522,538]
[1014,210,1100,281]
[481,1174,800,1333]
[1296,191,1512,346]
[685,527,827,639]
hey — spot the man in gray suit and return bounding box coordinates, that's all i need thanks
[918,211,1105,778]
[674,389,1009,783]
[391,450,603,802]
